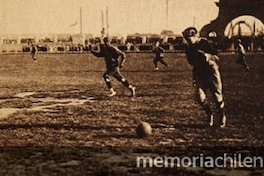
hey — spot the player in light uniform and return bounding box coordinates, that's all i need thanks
[90,37,136,97]
[236,39,250,72]
[152,41,169,71]
[182,27,226,128]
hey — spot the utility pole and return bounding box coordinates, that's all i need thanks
[166,0,168,29]
[80,7,82,34]
[106,6,109,37]
[101,10,105,38]
[102,10,104,30]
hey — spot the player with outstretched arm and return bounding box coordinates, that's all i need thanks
[89,37,136,97]
[182,27,226,128]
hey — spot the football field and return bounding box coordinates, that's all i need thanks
[0,52,263,175]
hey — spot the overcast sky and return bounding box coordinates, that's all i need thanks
[0,0,262,36]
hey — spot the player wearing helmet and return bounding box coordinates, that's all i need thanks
[182,27,226,128]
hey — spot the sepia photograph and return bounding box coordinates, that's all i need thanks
[0,0,264,175]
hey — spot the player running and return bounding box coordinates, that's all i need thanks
[89,37,136,97]
[152,41,169,71]
[182,27,226,128]
[235,39,250,72]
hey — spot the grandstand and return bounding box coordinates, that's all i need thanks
[1,30,263,54]
[0,32,182,54]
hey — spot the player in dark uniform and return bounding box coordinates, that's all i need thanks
[182,27,226,128]
[236,39,250,72]
[90,37,136,97]
[31,43,37,62]
[152,41,169,71]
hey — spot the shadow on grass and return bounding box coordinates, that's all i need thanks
[96,133,137,139]
[0,123,129,131]
[173,123,207,129]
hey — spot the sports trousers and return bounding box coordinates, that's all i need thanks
[31,54,37,61]
[237,54,249,69]
[194,63,224,107]
[153,57,168,67]
[103,67,129,89]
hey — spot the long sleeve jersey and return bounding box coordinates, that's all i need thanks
[185,38,219,81]
[237,43,246,56]
[91,44,126,70]
[31,46,37,54]
[152,46,165,58]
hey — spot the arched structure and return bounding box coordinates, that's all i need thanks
[226,21,253,38]
[200,0,264,41]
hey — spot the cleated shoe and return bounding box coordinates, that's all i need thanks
[208,114,214,127]
[220,115,226,128]
[130,86,136,97]
[108,90,117,97]
[245,66,251,72]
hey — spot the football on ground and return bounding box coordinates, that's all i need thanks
[136,122,152,138]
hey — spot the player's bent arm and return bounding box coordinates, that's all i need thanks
[90,49,105,58]
[113,46,126,67]
[204,53,219,62]
[160,46,165,52]
[197,50,219,63]
[118,52,126,68]
[239,45,246,55]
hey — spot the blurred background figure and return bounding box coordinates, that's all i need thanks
[31,43,37,62]
[152,41,169,71]
[236,39,250,72]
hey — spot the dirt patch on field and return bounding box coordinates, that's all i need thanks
[0,92,96,119]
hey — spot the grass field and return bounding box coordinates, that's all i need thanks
[0,52,263,175]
